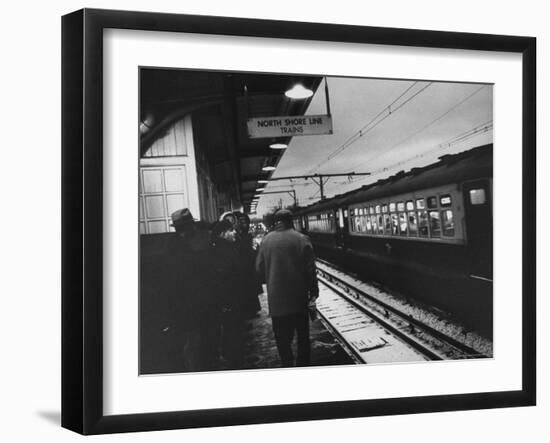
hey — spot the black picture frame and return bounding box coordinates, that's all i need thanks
[61,8,536,435]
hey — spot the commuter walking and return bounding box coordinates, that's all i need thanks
[255,209,319,367]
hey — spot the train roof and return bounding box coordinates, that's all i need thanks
[295,144,492,214]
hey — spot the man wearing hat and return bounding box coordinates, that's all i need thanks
[255,209,319,367]
[163,208,219,371]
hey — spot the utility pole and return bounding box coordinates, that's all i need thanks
[266,172,370,200]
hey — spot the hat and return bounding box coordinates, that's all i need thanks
[171,208,195,228]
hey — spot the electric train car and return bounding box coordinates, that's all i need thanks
[294,144,493,336]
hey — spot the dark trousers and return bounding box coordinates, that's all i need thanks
[221,312,246,370]
[271,311,310,367]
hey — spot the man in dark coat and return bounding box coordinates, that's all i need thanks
[255,209,319,367]
[164,209,219,371]
[210,219,250,369]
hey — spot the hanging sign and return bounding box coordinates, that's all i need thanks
[247,114,333,139]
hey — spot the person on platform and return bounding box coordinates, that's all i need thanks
[211,219,250,369]
[255,209,319,367]
[233,211,262,317]
[164,209,219,372]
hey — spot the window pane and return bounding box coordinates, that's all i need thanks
[442,210,455,236]
[427,196,438,209]
[389,202,396,212]
[139,197,144,220]
[139,221,146,234]
[391,214,399,235]
[145,195,166,219]
[397,201,405,211]
[382,204,388,213]
[406,200,414,211]
[440,195,452,207]
[369,206,375,215]
[366,216,372,233]
[416,198,425,209]
[470,188,487,205]
[375,205,381,214]
[371,215,378,232]
[399,213,408,236]
[378,215,384,234]
[148,220,167,234]
[384,214,392,233]
[142,169,163,193]
[429,211,441,237]
[164,168,185,192]
[408,212,418,236]
[418,211,429,237]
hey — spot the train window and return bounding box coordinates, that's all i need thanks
[366,215,372,233]
[369,215,377,232]
[378,215,384,234]
[382,204,388,213]
[384,214,392,233]
[398,213,408,236]
[344,209,348,217]
[440,195,452,207]
[416,198,425,209]
[389,202,396,212]
[338,210,344,228]
[369,206,375,215]
[427,196,438,209]
[418,211,429,237]
[355,216,361,233]
[375,205,381,214]
[429,211,441,237]
[469,188,487,205]
[406,200,414,211]
[397,201,405,211]
[408,212,418,236]
[391,214,399,235]
[442,210,455,236]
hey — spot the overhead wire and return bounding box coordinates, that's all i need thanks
[308,81,432,173]
[351,84,489,171]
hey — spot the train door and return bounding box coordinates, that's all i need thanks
[463,179,493,279]
[336,207,350,248]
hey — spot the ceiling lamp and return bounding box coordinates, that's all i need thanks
[285,84,313,99]
[257,179,269,184]
[256,188,265,192]
[262,166,276,172]
[269,143,287,150]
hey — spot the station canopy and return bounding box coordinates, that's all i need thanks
[140,69,322,213]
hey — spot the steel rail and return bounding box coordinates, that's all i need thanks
[316,259,489,359]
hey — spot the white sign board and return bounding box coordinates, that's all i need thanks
[247,114,333,138]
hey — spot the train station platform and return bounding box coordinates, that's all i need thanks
[140,290,353,375]
[241,292,353,370]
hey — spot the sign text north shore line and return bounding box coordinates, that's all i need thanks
[246,114,333,138]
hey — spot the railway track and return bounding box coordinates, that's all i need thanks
[315,258,490,364]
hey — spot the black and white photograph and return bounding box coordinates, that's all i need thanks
[139,69,494,375]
